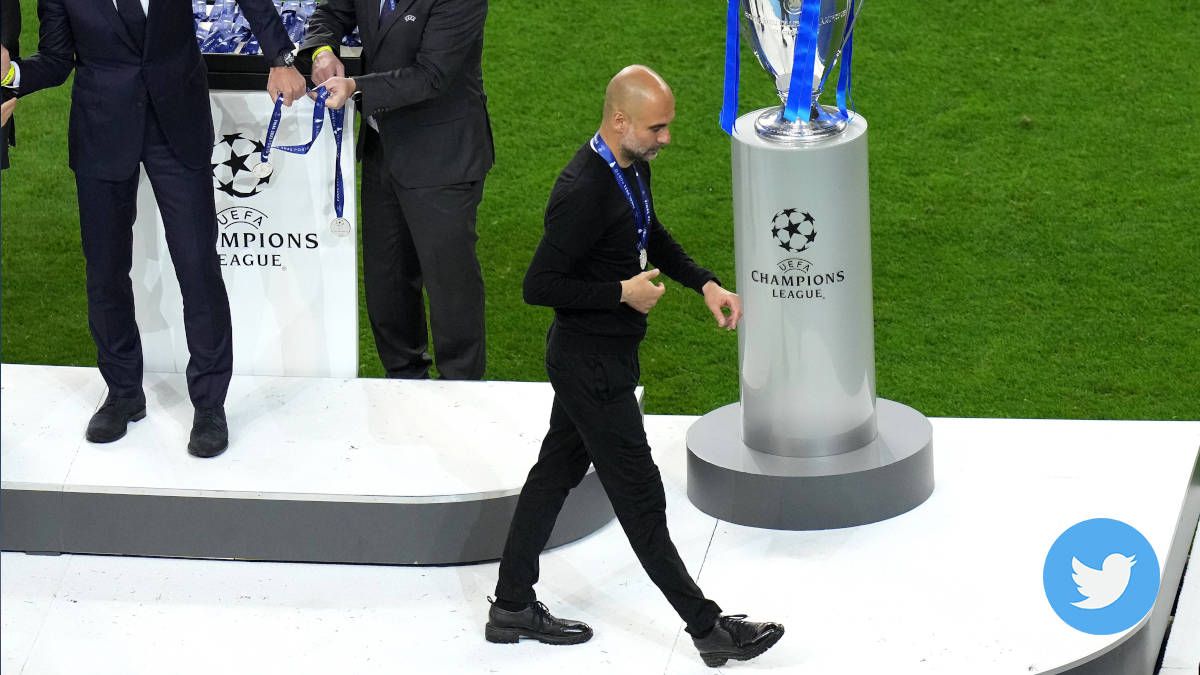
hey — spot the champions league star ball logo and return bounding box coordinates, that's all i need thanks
[751,207,843,299]
[770,208,817,254]
[211,133,271,199]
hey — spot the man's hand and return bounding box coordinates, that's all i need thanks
[320,76,357,109]
[620,268,666,314]
[702,280,742,330]
[1,98,15,126]
[267,65,307,106]
[311,49,345,86]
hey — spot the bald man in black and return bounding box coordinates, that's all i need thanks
[485,65,784,668]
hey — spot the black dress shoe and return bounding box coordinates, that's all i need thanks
[692,614,784,667]
[187,406,229,458]
[485,599,593,645]
[85,394,147,443]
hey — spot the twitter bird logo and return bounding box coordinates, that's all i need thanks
[1070,553,1136,609]
[1044,519,1160,635]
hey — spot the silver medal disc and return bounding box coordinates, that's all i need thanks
[639,248,648,270]
[331,217,352,236]
[253,161,274,179]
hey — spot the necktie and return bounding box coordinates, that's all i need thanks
[115,0,147,49]
[379,0,397,26]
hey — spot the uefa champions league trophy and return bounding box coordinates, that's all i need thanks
[685,0,935,530]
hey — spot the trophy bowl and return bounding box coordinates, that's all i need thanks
[742,0,861,143]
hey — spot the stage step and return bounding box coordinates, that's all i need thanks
[0,364,620,565]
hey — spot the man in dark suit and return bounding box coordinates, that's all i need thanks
[0,0,18,169]
[300,0,494,381]
[1,0,307,457]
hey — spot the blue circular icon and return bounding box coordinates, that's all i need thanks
[1043,518,1160,635]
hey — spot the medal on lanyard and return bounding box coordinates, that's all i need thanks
[589,133,651,270]
[327,102,350,234]
[256,87,330,178]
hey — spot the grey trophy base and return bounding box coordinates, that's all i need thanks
[687,398,934,530]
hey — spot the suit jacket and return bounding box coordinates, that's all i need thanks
[1,0,19,170]
[301,0,493,189]
[16,0,291,180]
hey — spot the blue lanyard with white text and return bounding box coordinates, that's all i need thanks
[589,133,651,268]
[258,87,330,176]
[328,102,347,227]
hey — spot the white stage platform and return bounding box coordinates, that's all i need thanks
[0,364,618,564]
[2,364,1198,674]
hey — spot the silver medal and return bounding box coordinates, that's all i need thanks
[252,161,274,179]
[331,217,351,236]
[639,248,648,270]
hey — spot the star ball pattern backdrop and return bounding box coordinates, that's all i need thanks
[1,1,1198,418]
[213,133,272,199]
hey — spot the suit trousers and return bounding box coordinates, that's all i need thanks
[360,128,486,380]
[73,109,233,408]
[494,326,723,636]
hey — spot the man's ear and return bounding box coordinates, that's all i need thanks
[611,110,628,134]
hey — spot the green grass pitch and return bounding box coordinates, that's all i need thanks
[2,1,1197,419]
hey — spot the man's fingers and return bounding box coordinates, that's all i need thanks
[710,305,726,328]
[727,298,743,330]
[643,268,660,280]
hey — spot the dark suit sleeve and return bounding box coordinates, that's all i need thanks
[355,0,486,117]
[235,0,295,63]
[2,0,20,54]
[298,0,355,60]
[12,0,75,96]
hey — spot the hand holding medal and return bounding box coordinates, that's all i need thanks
[254,86,351,235]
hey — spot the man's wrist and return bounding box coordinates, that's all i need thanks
[268,49,296,68]
[1,64,15,87]
[312,45,335,60]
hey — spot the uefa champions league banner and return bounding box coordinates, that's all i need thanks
[131,90,358,378]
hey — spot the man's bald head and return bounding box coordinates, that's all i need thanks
[599,65,676,166]
[603,65,674,121]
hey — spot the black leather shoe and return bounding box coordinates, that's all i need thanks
[692,614,784,667]
[187,406,229,458]
[485,598,593,645]
[85,394,147,443]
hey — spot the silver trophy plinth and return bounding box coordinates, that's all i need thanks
[687,0,934,530]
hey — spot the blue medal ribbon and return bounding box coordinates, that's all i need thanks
[719,0,741,134]
[589,133,651,262]
[260,87,330,166]
[835,0,857,118]
[783,0,822,123]
[328,101,347,222]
